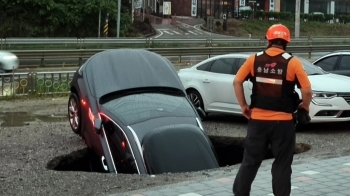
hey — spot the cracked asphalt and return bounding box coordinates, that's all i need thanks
[0,97,349,196]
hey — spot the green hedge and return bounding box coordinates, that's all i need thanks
[240,10,350,23]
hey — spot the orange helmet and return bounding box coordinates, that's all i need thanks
[265,24,291,43]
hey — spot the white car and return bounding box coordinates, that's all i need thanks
[0,51,19,73]
[178,53,350,123]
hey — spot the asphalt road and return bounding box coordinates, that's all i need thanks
[151,22,233,39]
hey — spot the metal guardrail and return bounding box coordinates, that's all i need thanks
[0,44,349,98]
[0,71,75,97]
[2,37,350,48]
[10,45,350,67]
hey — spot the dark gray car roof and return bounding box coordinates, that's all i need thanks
[84,49,184,98]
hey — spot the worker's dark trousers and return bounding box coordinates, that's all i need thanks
[233,119,296,196]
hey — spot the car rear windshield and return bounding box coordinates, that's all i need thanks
[102,93,196,125]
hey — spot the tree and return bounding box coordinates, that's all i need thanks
[0,0,133,37]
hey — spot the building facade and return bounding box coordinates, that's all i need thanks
[154,0,344,19]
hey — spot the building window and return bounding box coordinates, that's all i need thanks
[201,0,206,17]
[335,0,350,15]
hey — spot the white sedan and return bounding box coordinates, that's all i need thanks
[0,51,19,73]
[178,53,350,123]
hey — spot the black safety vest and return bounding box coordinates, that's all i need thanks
[249,51,296,113]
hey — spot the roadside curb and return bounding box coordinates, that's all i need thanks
[144,30,157,38]
[144,25,157,38]
[200,24,208,32]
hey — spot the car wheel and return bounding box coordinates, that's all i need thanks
[68,93,81,134]
[187,90,207,117]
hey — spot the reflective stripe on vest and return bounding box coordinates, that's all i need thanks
[256,76,283,85]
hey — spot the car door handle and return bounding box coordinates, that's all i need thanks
[202,79,210,83]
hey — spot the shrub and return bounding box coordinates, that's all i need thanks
[144,17,150,24]
[216,21,221,27]
[237,11,338,24]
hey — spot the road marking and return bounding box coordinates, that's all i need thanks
[179,22,192,28]
[195,30,203,34]
[182,23,190,28]
[188,30,197,35]
[185,33,189,35]
[300,171,320,175]
[153,29,164,39]
[193,24,222,36]
[172,30,181,35]
[163,30,174,35]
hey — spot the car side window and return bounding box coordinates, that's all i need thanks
[103,120,138,174]
[209,58,234,74]
[338,55,350,70]
[233,58,247,75]
[196,61,213,71]
[314,56,338,71]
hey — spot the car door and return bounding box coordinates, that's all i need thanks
[199,58,236,112]
[103,120,139,174]
[333,54,350,77]
[313,55,339,72]
[234,58,253,106]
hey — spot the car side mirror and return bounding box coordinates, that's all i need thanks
[94,119,102,134]
[196,107,206,120]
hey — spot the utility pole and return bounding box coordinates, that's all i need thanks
[142,0,145,21]
[131,0,134,23]
[98,6,101,37]
[117,0,121,38]
[295,0,301,38]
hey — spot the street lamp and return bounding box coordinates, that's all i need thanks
[98,1,102,37]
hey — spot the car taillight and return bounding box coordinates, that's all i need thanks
[122,141,126,148]
[81,99,87,106]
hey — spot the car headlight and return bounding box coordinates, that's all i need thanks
[3,55,18,60]
[312,91,337,99]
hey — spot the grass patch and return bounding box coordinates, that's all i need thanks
[214,19,350,38]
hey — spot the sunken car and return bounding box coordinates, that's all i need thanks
[68,49,219,174]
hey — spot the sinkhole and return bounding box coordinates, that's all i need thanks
[46,136,311,174]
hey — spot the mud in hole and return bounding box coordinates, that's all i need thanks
[47,136,311,174]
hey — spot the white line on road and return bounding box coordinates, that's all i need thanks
[177,21,192,28]
[176,21,212,36]
[172,30,181,35]
[195,30,203,34]
[153,29,164,39]
[193,25,211,35]
[188,30,197,35]
[163,30,174,35]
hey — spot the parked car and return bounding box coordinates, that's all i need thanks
[0,51,19,73]
[68,49,219,174]
[178,53,350,123]
[312,51,350,77]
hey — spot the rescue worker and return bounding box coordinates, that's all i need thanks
[232,24,312,196]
